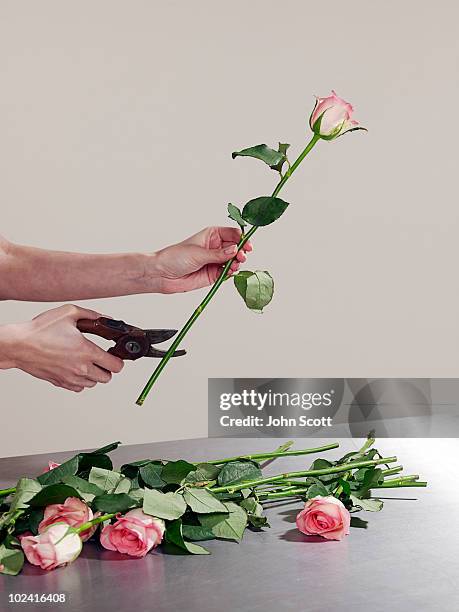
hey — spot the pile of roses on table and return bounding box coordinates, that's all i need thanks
[18,461,351,571]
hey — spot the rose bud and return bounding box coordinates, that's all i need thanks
[309,90,365,140]
[100,509,165,557]
[296,495,351,541]
[45,461,61,472]
[38,497,97,542]
[21,523,82,571]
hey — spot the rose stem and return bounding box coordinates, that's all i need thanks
[77,513,116,534]
[208,456,397,494]
[136,134,321,405]
[371,480,427,488]
[382,474,419,482]
[259,441,294,469]
[382,466,403,477]
[259,480,429,501]
[0,487,16,498]
[259,474,421,494]
[204,442,339,465]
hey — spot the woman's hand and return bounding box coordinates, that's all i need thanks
[0,305,124,392]
[153,227,253,294]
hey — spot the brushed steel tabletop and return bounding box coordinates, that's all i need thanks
[0,437,457,612]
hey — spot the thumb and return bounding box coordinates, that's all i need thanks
[190,244,237,266]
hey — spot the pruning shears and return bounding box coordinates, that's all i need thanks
[76,317,186,361]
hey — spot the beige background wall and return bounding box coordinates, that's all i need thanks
[1,1,457,457]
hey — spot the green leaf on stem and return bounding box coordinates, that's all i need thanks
[357,468,384,497]
[62,475,104,503]
[308,459,337,483]
[139,462,165,489]
[93,493,137,513]
[240,497,269,528]
[232,144,285,168]
[88,467,122,492]
[29,484,81,507]
[183,488,227,514]
[113,476,131,495]
[9,479,42,512]
[217,460,262,487]
[87,441,122,455]
[37,456,80,486]
[14,508,44,536]
[306,482,329,499]
[128,488,145,502]
[120,459,152,480]
[242,196,289,226]
[337,478,352,496]
[0,540,24,575]
[198,502,248,541]
[182,524,216,542]
[164,519,210,555]
[350,495,383,512]
[77,453,113,477]
[234,270,274,313]
[227,204,247,232]
[270,143,290,173]
[161,460,196,485]
[184,463,221,485]
[143,489,187,521]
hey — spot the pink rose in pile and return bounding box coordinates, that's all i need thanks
[309,90,363,140]
[44,461,61,473]
[296,496,350,541]
[21,523,82,571]
[38,497,97,542]
[100,509,165,557]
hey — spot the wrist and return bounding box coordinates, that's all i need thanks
[0,322,29,370]
[135,252,165,294]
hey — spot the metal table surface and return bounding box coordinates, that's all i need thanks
[1,437,458,612]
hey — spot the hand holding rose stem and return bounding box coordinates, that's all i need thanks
[135,134,321,405]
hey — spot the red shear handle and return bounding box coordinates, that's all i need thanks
[77,317,150,360]
[76,317,122,341]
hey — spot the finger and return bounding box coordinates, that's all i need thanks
[242,241,253,252]
[65,304,106,323]
[190,244,237,266]
[88,342,124,373]
[217,227,242,244]
[86,364,112,384]
[235,250,247,263]
[76,378,98,389]
[63,384,84,393]
[206,264,223,284]
[230,261,240,272]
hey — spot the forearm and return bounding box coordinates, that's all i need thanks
[0,238,161,301]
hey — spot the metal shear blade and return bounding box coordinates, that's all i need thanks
[76,317,186,361]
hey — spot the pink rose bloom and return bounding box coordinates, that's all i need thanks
[44,461,61,473]
[21,523,82,571]
[309,90,362,140]
[100,509,165,557]
[296,495,351,541]
[38,497,96,542]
